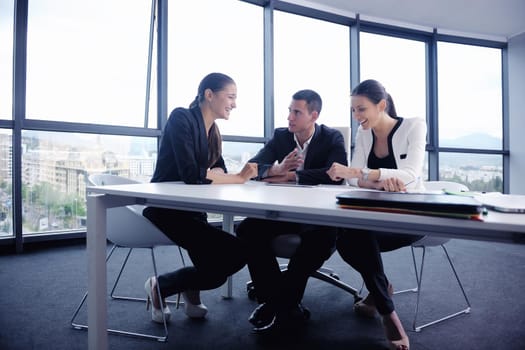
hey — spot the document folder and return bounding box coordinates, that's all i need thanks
[336,190,484,219]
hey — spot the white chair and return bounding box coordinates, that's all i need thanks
[395,181,472,331]
[71,174,184,342]
[246,126,361,302]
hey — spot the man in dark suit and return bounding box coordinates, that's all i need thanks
[235,89,348,336]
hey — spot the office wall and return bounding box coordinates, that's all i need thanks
[508,32,525,194]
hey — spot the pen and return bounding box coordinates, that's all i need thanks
[404,177,419,187]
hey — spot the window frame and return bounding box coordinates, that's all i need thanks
[2,0,510,250]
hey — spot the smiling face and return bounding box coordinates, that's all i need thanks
[287,99,318,134]
[351,95,385,130]
[208,83,237,120]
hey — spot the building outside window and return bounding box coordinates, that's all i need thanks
[437,42,503,192]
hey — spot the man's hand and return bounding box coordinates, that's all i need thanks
[261,171,296,183]
[269,148,303,177]
[326,162,360,181]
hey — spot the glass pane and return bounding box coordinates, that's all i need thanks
[360,32,426,121]
[421,152,429,182]
[21,130,157,235]
[438,42,502,149]
[26,0,155,128]
[0,0,14,119]
[439,153,503,192]
[169,0,263,137]
[274,11,351,129]
[222,141,264,174]
[207,140,264,223]
[0,129,13,237]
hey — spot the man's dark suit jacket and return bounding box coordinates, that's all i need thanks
[251,124,348,185]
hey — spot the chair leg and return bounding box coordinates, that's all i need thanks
[71,244,118,328]
[110,247,182,307]
[311,269,361,302]
[150,247,169,341]
[394,246,419,294]
[110,247,133,299]
[71,245,182,342]
[411,245,471,332]
[246,263,362,303]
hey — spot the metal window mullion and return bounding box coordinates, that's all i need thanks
[12,0,29,252]
[263,0,274,140]
[144,0,157,128]
[349,15,360,154]
[157,0,168,140]
[427,29,439,180]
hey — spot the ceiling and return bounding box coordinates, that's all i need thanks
[292,0,525,41]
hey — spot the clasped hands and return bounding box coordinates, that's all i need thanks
[264,148,304,183]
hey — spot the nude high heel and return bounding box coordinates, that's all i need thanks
[354,283,394,318]
[388,337,410,350]
[181,290,208,319]
[144,276,171,323]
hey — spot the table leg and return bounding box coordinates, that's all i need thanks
[87,194,108,350]
[221,214,234,298]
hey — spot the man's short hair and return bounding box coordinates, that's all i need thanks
[292,89,322,114]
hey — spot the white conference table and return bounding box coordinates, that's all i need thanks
[85,181,525,350]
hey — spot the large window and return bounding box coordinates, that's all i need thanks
[437,42,503,192]
[438,43,502,149]
[26,0,155,128]
[168,0,264,138]
[21,131,156,235]
[359,32,428,179]
[3,0,511,246]
[274,11,351,129]
[0,0,13,119]
[360,32,426,121]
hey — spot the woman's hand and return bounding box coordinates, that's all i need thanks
[376,177,406,192]
[237,162,258,182]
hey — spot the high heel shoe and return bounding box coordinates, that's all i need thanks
[354,283,394,318]
[181,290,208,319]
[144,277,171,324]
[388,336,410,350]
[353,294,378,318]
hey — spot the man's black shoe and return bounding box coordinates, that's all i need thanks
[252,303,310,336]
[291,303,311,321]
[248,303,276,328]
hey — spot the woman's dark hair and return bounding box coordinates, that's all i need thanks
[189,72,235,168]
[351,79,397,117]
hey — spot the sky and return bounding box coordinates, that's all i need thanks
[1,0,503,142]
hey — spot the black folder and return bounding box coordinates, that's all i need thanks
[336,190,483,218]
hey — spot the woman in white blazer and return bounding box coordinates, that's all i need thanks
[327,79,427,350]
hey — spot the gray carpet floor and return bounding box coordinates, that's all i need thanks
[1,238,524,350]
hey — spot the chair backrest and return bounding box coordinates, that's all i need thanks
[88,173,139,186]
[332,126,351,163]
[87,174,173,248]
[272,234,302,258]
[414,180,470,247]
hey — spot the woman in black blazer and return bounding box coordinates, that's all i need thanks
[142,73,257,324]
